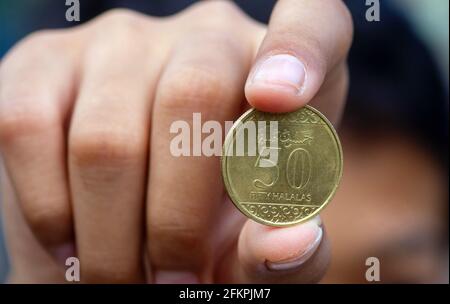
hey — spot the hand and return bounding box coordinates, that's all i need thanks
[0,0,353,283]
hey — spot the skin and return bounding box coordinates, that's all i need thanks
[0,0,354,283]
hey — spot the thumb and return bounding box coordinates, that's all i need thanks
[245,0,353,113]
[216,216,330,283]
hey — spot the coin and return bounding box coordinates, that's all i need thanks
[221,105,343,226]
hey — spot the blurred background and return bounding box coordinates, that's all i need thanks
[0,0,448,283]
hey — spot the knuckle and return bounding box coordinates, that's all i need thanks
[88,9,151,52]
[70,129,145,167]
[0,108,58,144]
[186,0,244,28]
[97,8,146,31]
[151,224,202,247]
[99,8,138,22]
[12,30,69,60]
[198,0,240,18]
[157,66,228,114]
[20,30,63,49]
[0,30,65,75]
[25,204,71,246]
[148,229,208,268]
[148,216,207,254]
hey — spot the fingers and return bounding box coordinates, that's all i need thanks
[68,16,161,283]
[148,28,253,283]
[217,216,330,283]
[0,30,78,250]
[245,0,353,115]
[0,161,65,283]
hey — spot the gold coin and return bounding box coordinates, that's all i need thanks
[221,106,343,226]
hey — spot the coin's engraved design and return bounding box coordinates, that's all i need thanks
[241,203,318,223]
[222,106,343,226]
[249,191,312,203]
[280,129,313,147]
[252,107,325,125]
